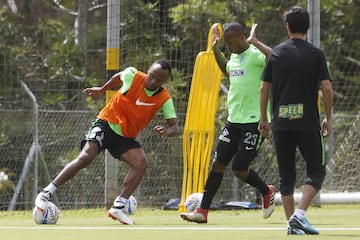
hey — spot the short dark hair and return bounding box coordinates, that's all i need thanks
[284,6,309,34]
[224,22,245,36]
[154,59,172,76]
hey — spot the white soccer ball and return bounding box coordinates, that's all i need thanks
[127,195,137,215]
[33,201,59,224]
[185,192,203,212]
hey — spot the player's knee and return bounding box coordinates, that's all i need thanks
[305,174,325,191]
[233,170,248,181]
[132,157,148,172]
[211,160,226,172]
[279,176,296,195]
[231,152,253,176]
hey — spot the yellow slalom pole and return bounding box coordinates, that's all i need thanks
[179,23,223,212]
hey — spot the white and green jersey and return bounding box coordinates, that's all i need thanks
[226,44,267,123]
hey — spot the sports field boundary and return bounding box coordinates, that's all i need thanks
[1,226,360,231]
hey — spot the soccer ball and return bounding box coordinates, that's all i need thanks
[127,195,137,215]
[185,192,203,212]
[33,201,59,224]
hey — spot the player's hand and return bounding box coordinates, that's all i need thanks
[153,125,168,136]
[321,118,332,137]
[258,120,270,138]
[83,87,104,97]
[247,23,258,44]
[211,25,221,49]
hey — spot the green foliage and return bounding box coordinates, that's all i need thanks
[119,0,167,70]
[169,0,234,72]
[170,0,234,39]
[320,0,360,112]
[1,0,358,112]
[225,0,307,46]
[164,68,189,110]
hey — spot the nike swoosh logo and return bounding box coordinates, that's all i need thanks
[135,98,155,106]
[245,146,254,150]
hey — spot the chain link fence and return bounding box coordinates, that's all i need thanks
[0,0,359,212]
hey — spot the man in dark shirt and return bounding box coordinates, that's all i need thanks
[259,6,333,235]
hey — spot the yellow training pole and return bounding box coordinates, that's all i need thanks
[179,23,223,212]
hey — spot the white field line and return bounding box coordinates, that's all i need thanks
[0,226,360,231]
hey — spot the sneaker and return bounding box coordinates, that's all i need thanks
[180,208,208,223]
[262,185,275,219]
[108,206,134,225]
[289,215,319,235]
[35,191,51,211]
[287,227,306,235]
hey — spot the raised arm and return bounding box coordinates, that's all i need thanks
[247,23,272,60]
[83,71,123,97]
[212,25,229,77]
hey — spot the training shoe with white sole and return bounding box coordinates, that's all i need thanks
[108,206,134,225]
[287,227,306,235]
[289,215,319,235]
[35,191,51,211]
[180,208,208,223]
[262,185,275,219]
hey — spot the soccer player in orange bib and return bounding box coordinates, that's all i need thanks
[35,60,179,225]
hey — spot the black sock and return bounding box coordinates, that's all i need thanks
[200,171,223,209]
[244,169,269,196]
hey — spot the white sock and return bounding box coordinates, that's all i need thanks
[293,208,306,219]
[43,182,57,194]
[113,196,128,207]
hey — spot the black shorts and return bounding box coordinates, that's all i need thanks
[215,121,264,171]
[273,130,326,194]
[81,119,141,159]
